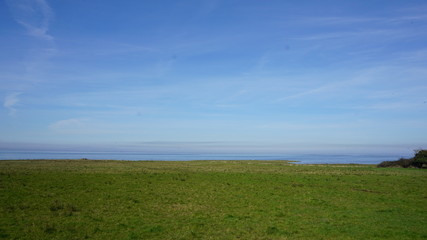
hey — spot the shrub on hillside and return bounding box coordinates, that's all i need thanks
[412,150,427,168]
[377,161,395,168]
[377,150,427,168]
[377,158,412,168]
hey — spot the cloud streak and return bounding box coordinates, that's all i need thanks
[4,0,56,115]
[291,14,427,27]
[49,118,120,136]
[6,0,56,74]
[3,92,22,115]
[7,0,54,41]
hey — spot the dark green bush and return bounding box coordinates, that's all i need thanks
[377,150,427,168]
[377,161,395,168]
[377,158,412,168]
[412,150,427,168]
[395,158,413,168]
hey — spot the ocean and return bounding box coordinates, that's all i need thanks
[0,151,408,164]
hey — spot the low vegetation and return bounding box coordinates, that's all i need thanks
[1,160,426,239]
[378,149,427,168]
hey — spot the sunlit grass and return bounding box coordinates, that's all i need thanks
[1,160,426,239]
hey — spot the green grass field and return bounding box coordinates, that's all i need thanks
[1,160,426,239]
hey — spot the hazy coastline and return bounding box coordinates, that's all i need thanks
[0,151,410,164]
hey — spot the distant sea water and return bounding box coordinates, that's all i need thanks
[0,151,409,164]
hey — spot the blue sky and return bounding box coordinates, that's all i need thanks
[1,0,427,155]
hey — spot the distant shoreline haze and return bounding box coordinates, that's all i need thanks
[0,151,413,164]
[0,141,421,154]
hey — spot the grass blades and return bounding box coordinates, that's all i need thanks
[1,160,426,239]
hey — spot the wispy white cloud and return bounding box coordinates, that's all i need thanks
[49,118,116,135]
[49,118,93,134]
[301,16,381,25]
[4,0,56,114]
[287,28,420,43]
[292,14,427,26]
[3,92,22,115]
[276,55,427,104]
[275,72,366,102]
[391,48,427,63]
[276,84,333,101]
[357,102,418,111]
[283,13,427,54]
[50,118,87,130]
[7,0,54,41]
[61,40,155,57]
[6,0,56,73]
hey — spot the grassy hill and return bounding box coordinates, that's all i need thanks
[1,160,426,239]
